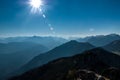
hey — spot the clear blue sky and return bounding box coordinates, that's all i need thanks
[0,0,120,37]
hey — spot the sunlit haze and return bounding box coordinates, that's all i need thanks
[0,0,120,37]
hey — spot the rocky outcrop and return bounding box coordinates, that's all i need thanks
[102,67,120,80]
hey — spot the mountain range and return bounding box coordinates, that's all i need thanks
[0,42,48,54]
[77,34,120,46]
[0,34,120,80]
[9,48,120,80]
[13,40,94,77]
[0,42,48,80]
[1,34,120,48]
[14,38,120,77]
[0,36,67,50]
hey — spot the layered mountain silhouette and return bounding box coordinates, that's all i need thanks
[0,42,47,54]
[0,36,67,50]
[12,40,94,77]
[10,48,120,80]
[77,34,120,46]
[0,34,120,80]
[0,42,48,80]
[103,40,120,54]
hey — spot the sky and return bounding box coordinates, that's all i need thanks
[0,0,120,37]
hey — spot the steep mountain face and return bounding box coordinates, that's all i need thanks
[103,40,120,54]
[0,36,67,50]
[10,48,120,80]
[0,42,48,80]
[13,40,94,76]
[77,34,120,46]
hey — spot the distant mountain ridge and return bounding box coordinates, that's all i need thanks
[0,34,120,80]
[77,34,120,46]
[0,42,46,54]
[10,48,120,80]
[103,39,120,54]
[1,34,120,49]
[0,36,67,79]
[13,40,95,76]
[0,42,48,80]
[0,36,68,50]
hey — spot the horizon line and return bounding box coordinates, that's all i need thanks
[0,33,119,39]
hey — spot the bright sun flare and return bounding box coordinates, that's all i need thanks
[29,0,43,13]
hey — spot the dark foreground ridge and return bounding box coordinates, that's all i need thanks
[10,48,120,80]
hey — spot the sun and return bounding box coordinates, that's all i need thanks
[29,0,43,8]
[28,0,43,13]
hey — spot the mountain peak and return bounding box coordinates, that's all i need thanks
[67,40,79,44]
[108,33,120,37]
[66,40,93,46]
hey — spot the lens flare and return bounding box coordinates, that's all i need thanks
[27,0,56,34]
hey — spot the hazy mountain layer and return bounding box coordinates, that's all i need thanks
[0,36,67,50]
[0,42,48,80]
[10,48,120,80]
[77,34,120,46]
[103,40,120,54]
[12,40,94,77]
